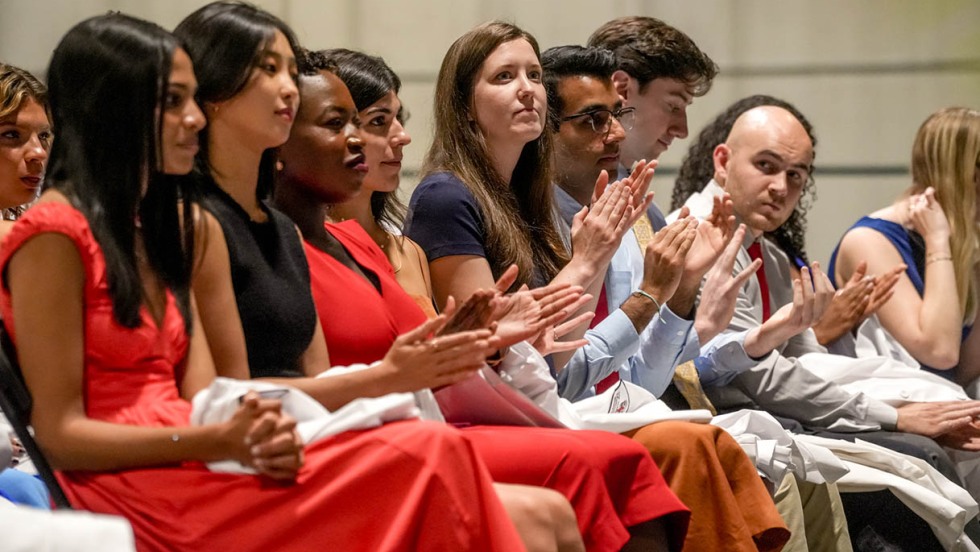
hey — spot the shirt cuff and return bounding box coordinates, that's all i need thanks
[865,398,899,430]
[697,330,755,383]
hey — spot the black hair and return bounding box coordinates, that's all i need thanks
[174,1,301,200]
[296,48,337,76]
[541,45,619,131]
[672,94,818,263]
[45,12,196,328]
[324,48,408,230]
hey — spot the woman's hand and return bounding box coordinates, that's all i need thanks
[531,301,594,357]
[908,187,951,248]
[380,315,495,392]
[492,281,588,349]
[438,289,498,335]
[223,391,304,481]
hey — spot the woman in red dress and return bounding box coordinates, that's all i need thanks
[0,12,524,552]
[267,46,690,551]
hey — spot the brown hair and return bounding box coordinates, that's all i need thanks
[909,107,980,321]
[0,63,48,121]
[423,21,567,286]
[588,16,717,96]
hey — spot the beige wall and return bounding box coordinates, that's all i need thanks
[2,0,978,264]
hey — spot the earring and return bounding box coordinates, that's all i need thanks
[276,160,284,171]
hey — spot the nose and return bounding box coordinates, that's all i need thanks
[281,73,299,103]
[186,100,207,132]
[391,120,412,147]
[670,110,689,139]
[24,133,48,163]
[769,172,789,197]
[516,74,535,101]
[347,126,364,153]
[605,116,626,144]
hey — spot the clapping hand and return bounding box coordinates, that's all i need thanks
[694,224,761,343]
[684,194,737,277]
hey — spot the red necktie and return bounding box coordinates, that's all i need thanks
[747,242,771,322]
[592,284,621,393]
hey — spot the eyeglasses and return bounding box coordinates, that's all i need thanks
[561,107,636,134]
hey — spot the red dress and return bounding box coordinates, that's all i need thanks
[306,221,691,552]
[0,203,525,552]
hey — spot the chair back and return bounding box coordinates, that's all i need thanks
[0,324,73,508]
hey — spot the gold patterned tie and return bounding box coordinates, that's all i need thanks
[632,217,717,415]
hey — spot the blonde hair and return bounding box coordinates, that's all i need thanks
[910,107,980,321]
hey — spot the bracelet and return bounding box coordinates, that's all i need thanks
[632,290,667,325]
[926,254,953,265]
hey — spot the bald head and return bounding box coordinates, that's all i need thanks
[712,105,814,236]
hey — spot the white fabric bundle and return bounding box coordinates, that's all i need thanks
[190,376,418,474]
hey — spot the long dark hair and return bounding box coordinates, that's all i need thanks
[424,21,567,286]
[174,1,301,200]
[325,48,407,231]
[45,12,196,328]
[671,94,818,264]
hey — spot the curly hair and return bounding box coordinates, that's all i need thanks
[672,95,818,264]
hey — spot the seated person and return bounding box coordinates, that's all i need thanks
[829,107,980,388]
[1,11,524,551]
[672,94,901,350]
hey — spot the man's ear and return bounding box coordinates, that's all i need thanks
[713,144,732,187]
[611,70,631,101]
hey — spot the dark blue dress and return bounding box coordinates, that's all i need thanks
[828,216,967,380]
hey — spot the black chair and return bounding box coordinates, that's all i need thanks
[0,324,72,508]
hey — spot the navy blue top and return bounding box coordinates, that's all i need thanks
[828,216,925,293]
[404,171,488,261]
[828,216,964,380]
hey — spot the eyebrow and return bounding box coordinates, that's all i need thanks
[365,106,392,114]
[575,103,613,113]
[757,149,811,170]
[259,50,297,66]
[667,90,694,104]
[316,104,350,119]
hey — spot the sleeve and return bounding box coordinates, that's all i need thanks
[695,330,757,387]
[725,353,898,431]
[626,305,698,397]
[404,173,487,261]
[555,309,640,401]
[698,234,899,431]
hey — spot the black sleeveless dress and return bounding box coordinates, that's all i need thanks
[199,180,316,378]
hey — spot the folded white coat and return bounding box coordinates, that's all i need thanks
[190,376,418,474]
[796,434,980,552]
[711,409,850,485]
